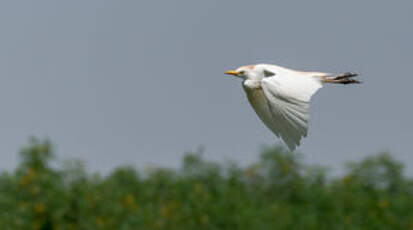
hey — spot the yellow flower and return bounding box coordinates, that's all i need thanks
[34,203,45,214]
[123,194,135,206]
[122,194,140,212]
[19,168,37,186]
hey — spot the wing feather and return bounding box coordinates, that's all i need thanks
[245,70,323,151]
[244,87,281,138]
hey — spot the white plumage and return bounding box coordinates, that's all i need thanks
[225,64,360,151]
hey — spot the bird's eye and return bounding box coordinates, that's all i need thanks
[238,71,245,75]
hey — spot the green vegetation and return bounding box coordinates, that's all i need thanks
[1,138,413,229]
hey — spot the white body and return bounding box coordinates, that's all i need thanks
[234,64,329,151]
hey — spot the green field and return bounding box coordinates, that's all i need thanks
[1,138,412,229]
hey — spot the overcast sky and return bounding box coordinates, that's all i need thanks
[1,1,412,175]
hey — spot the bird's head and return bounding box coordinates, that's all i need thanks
[225,64,276,80]
[225,65,255,80]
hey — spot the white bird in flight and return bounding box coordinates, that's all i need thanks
[225,64,360,151]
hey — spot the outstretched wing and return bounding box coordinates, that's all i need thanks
[246,70,323,151]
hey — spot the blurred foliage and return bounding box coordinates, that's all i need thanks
[1,138,413,229]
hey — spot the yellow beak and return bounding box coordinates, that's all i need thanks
[224,70,238,76]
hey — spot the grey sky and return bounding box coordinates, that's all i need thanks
[1,1,412,175]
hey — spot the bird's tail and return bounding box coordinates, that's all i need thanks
[322,72,361,84]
